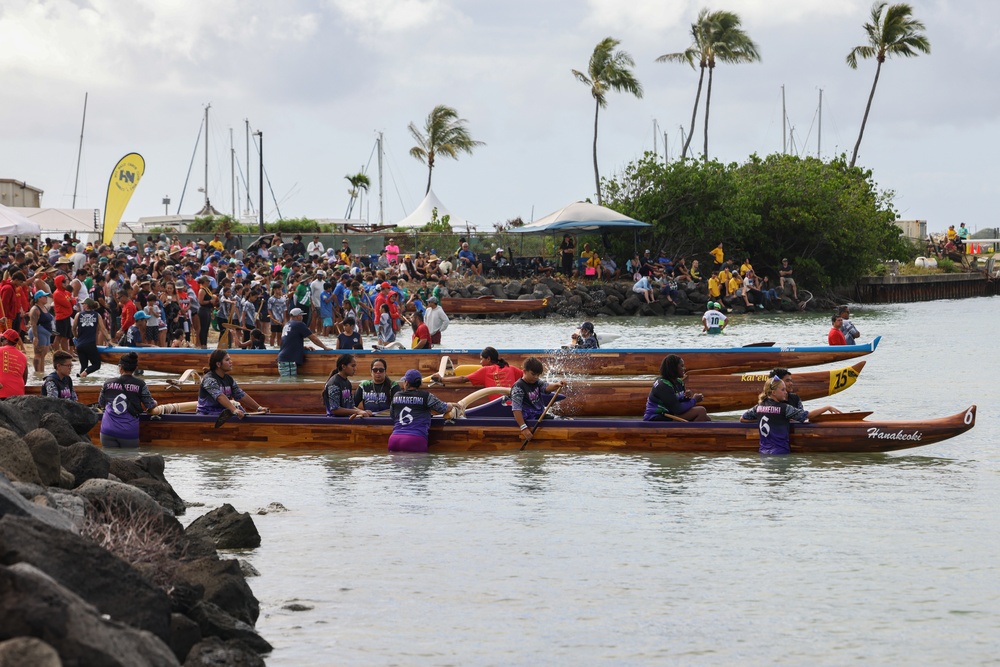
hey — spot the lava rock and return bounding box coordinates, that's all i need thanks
[185,505,260,550]
[182,637,266,667]
[60,443,110,488]
[0,473,75,533]
[169,612,202,663]
[40,412,88,446]
[23,429,61,487]
[0,430,41,486]
[186,602,271,654]
[176,558,259,626]
[75,478,182,528]
[0,636,62,667]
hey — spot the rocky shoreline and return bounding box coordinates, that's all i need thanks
[0,396,269,667]
[446,276,834,318]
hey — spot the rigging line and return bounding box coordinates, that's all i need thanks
[799,106,820,157]
[177,116,204,214]
[234,154,254,215]
[251,132,283,220]
[382,136,413,220]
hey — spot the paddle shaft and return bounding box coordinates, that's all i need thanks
[519,386,563,451]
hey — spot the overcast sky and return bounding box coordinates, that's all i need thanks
[0,0,995,234]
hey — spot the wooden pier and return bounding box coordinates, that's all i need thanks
[855,273,1000,304]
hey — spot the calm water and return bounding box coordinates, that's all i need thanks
[156,300,998,666]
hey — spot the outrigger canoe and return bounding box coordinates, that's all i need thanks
[124,401,976,454]
[60,362,867,417]
[96,337,881,378]
[407,296,549,315]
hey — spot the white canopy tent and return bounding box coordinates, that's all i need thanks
[8,207,97,239]
[395,190,470,228]
[509,201,650,233]
[0,203,42,236]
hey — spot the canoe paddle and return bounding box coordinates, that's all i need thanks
[519,386,563,451]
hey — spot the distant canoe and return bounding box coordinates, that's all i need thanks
[61,361,866,417]
[125,403,976,454]
[408,297,549,315]
[96,337,881,378]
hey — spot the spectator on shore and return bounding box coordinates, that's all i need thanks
[743,270,764,309]
[633,274,655,304]
[559,234,575,277]
[0,330,27,398]
[708,271,722,301]
[659,274,679,306]
[779,258,797,299]
[674,258,691,282]
[739,257,754,277]
[458,243,482,276]
[689,259,703,282]
[709,242,724,269]
[385,238,400,265]
[828,315,847,345]
[601,255,619,279]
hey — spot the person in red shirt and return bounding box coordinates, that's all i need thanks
[115,289,137,343]
[0,329,28,398]
[51,275,76,354]
[0,271,25,333]
[430,346,524,401]
[828,315,847,346]
[410,311,431,349]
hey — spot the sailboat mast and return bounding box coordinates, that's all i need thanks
[377,132,385,225]
[72,92,88,208]
[817,89,823,158]
[203,104,211,210]
[781,85,786,154]
[245,119,252,216]
[230,127,236,217]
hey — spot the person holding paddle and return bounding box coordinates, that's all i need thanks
[430,346,523,401]
[740,376,839,455]
[511,357,566,442]
[197,349,268,421]
[644,355,710,422]
[388,369,457,452]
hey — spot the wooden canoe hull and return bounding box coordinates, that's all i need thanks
[408,297,549,314]
[124,404,975,454]
[96,337,881,378]
[58,362,866,417]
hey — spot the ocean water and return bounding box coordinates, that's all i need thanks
[156,299,999,665]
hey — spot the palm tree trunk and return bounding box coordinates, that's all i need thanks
[682,65,705,159]
[703,64,714,161]
[425,168,432,195]
[850,60,883,169]
[592,98,602,205]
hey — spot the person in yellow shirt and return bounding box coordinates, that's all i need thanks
[209,234,225,252]
[728,274,746,306]
[579,243,603,279]
[739,258,753,277]
[709,242,724,268]
[708,271,722,299]
[718,263,733,295]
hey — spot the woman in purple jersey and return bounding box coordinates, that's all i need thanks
[740,377,839,455]
[98,352,157,449]
[388,369,458,453]
[197,349,268,421]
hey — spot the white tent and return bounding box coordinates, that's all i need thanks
[395,190,469,228]
[508,201,650,234]
[0,203,42,236]
[9,207,97,237]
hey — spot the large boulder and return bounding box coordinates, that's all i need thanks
[32,488,87,531]
[169,613,202,663]
[0,636,62,667]
[75,479,183,532]
[183,637,265,667]
[0,515,173,642]
[60,443,110,487]
[186,602,271,655]
[0,474,75,533]
[40,412,89,446]
[185,505,260,550]
[0,430,41,486]
[22,429,61,487]
[0,396,97,437]
[176,558,259,626]
[0,563,179,667]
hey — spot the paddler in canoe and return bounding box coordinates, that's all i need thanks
[644,355,710,422]
[323,353,373,418]
[741,375,840,455]
[430,346,523,400]
[197,349,270,424]
[388,369,459,453]
[354,357,401,414]
[512,357,567,442]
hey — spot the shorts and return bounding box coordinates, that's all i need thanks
[388,432,429,453]
[323,317,333,327]
[101,433,140,448]
[707,327,723,335]
[55,317,72,339]
[278,361,298,377]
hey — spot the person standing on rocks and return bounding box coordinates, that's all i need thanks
[98,352,157,449]
[0,329,27,398]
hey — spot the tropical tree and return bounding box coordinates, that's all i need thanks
[846,2,930,168]
[657,9,760,161]
[408,105,485,195]
[573,37,643,205]
[344,171,370,219]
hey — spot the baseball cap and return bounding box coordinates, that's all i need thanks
[34,290,50,300]
[427,296,439,304]
[403,369,422,385]
[2,330,19,343]
[133,311,150,320]
[579,321,594,332]
[496,247,504,253]
[380,281,391,289]
[289,307,304,317]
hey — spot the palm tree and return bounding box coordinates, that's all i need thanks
[657,10,760,161]
[344,172,370,219]
[846,2,930,168]
[408,105,484,195]
[573,37,643,205]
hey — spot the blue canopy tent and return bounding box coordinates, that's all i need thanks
[507,201,651,234]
